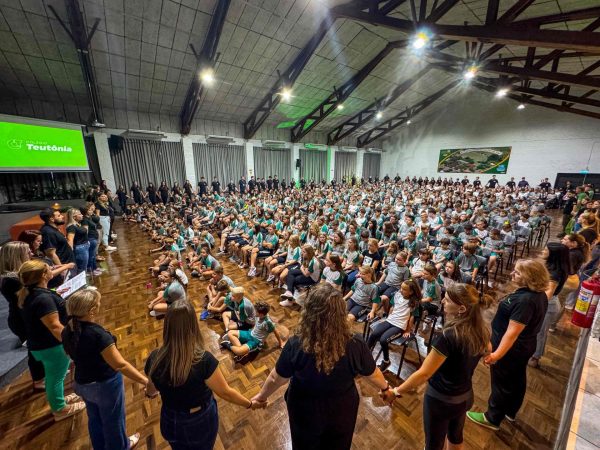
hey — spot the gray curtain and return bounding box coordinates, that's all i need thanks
[362,152,381,180]
[254,147,291,181]
[111,139,185,189]
[193,143,247,186]
[299,148,327,182]
[334,151,357,182]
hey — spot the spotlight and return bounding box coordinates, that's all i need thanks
[376,111,383,120]
[517,103,525,110]
[496,88,509,98]
[463,66,478,80]
[407,120,412,125]
[280,88,292,101]
[412,32,429,50]
[337,104,344,110]
[200,69,214,85]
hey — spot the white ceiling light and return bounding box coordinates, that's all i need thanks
[496,88,509,97]
[463,66,478,80]
[280,87,292,102]
[412,32,429,50]
[517,103,525,110]
[376,111,383,120]
[407,120,412,125]
[337,103,344,110]
[200,69,215,85]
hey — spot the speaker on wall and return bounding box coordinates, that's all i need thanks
[296,158,301,169]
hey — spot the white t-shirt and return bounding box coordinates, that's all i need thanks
[386,292,412,330]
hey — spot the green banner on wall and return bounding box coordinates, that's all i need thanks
[437,147,511,174]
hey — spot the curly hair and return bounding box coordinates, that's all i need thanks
[296,283,351,375]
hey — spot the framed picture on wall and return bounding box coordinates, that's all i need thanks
[437,147,512,174]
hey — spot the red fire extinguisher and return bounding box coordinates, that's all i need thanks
[572,278,600,328]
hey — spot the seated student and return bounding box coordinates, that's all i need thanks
[199,230,215,250]
[455,242,479,284]
[329,231,346,256]
[221,287,256,333]
[202,266,234,308]
[185,236,202,264]
[367,279,422,370]
[170,230,186,256]
[217,214,246,255]
[376,251,410,313]
[517,213,531,229]
[150,250,176,277]
[403,229,420,261]
[167,259,188,288]
[222,302,284,361]
[358,229,370,253]
[263,231,291,276]
[432,237,452,271]
[458,223,475,247]
[416,224,433,248]
[342,237,361,287]
[201,280,232,320]
[474,220,489,241]
[320,254,344,290]
[247,225,279,277]
[439,260,463,290]
[191,246,220,279]
[382,241,399,269]
[362,238,382,271]
[183,223,195,245]
[279,244,321,307]
[420,264,442,316]
[378,221,397,250]
[267,234,301,284]
[481,228,505,286]
[315,232,332,260]
[235,224,261,266]
[343,266,380,322]
[148,269,187,317]
[410,247,432,279]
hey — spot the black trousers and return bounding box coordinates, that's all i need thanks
[423,393,473,450]
[286,386,359,450]
[486,350,530,425]
[8,315,45,382]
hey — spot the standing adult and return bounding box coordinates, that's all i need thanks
[147,182,159,205]
[39,207,75,276]
[116,185,128,214]
[198,177,208,197]
[467,259,549,430]
[389,284,492,450]
[211,177,221,195]
[486,175,498,189]
[96,193,117,252]
[62,289,146,449]
[273,175,279,191]
[248,176,256,194]
[528,243,570,368]
[0,242,45,390]
[227,180,236,195]
[183,179,194,198]
[562,191,577,230]
[81,203,102,276]
[130,182,144,205]
[66,208,90,275]
[517,177,529,188]
[18,260,86,420]
[159,181,170,204]
[239,176,247,195]
[145,300,265,450]
[506,177,516,190]
[252,284,391,450]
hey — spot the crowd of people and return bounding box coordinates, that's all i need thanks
[1,172,599,450]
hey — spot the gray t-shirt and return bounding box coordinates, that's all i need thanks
[351,279,380,307]
[251,316,276,342]
[384,262,410,287]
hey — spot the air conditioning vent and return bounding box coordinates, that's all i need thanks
[120,129,166,140]
[262,140,287,148]
[206,135,235,145]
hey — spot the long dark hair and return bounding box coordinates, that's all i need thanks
[545,242,570,290]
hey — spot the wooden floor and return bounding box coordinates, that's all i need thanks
[0,216,580,450]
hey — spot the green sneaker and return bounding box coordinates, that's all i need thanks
[466,411,499,431]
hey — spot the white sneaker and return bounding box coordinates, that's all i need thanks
[149,311,164,318]
[487,280,495,288]
[111,233,117,239]
[106,245,117,251]
[280,291,293,299]
[266,275,275,282]
[279,299,294,307]
[247,267,256,277]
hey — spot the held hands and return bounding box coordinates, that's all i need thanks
[379,388,396,406]
[250,394,269,410]
[484,352,500,366]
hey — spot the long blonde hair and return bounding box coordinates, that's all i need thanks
[515,259,550,292]
[17,259,49,308]
[66,207,79,228]
[0,241,30,275]
[148,300,205,386]
[296,283,351,374]
[63,289,102,357]
[444,284,492,355]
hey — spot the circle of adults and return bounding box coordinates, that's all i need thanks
[0,173,598,450]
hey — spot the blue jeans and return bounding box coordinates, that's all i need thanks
[533,295,561,359]
[160,398,219,450]
[87,238,98,271]
[99,216,111,246]
[74,242,90,274]
[75,372,129,450]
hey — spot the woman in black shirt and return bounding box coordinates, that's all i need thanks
[159,181,170,204]
[467,258,549,430]
[0,241,45,388]
[145,300,263,450]
[82,203,103,276]
[19,259,86,420]
[529,243,570,367]
[66,207,89,274]
[62,289,147,449]
[252,284,390,450]
[116,185,128,214]
[389,283,492,450]
[96,193,116,252]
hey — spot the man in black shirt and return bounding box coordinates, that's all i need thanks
[473,176,481,188]
[506,177,516,190]
[281,179,287,190]
[40,208,75,268]
[266,176,273,191]
[273,175,279,190]
[517,177,529,188]
[539,178,551,192]
[248,176,256,193]
[197,177,208,197]
[461,176,469,186]
[300,178,306,189]
[486,175,498,188]
[562,191,576,228]
[211,177,220,194]
[183,180,194,198]
[227,180,236,195]
[239,176,246,195]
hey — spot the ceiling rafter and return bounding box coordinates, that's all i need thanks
[355,79,460,147]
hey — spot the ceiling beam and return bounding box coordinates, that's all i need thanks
[48,0,103,125]
[485,0,500,25]
[179,0,230,135]
[326,65,432,145]
[290,41,405,143]
[426,0,460,23]
[331,9,600,52]
[512,6,600,27]
[356,79,460,147]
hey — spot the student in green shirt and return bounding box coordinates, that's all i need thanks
[247,225,278,277]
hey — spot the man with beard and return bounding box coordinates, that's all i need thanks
[40,208,75,272]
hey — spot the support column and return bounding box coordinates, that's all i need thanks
[93,131,116,192]
[245,141,256,179]
[181,136,196,187]
[356,149,365,179]
[292,143,301,186]
[327,146,336,182]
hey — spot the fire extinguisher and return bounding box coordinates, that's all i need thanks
[571,278,600,328]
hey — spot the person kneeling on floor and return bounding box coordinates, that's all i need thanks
[221,302,284,362]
